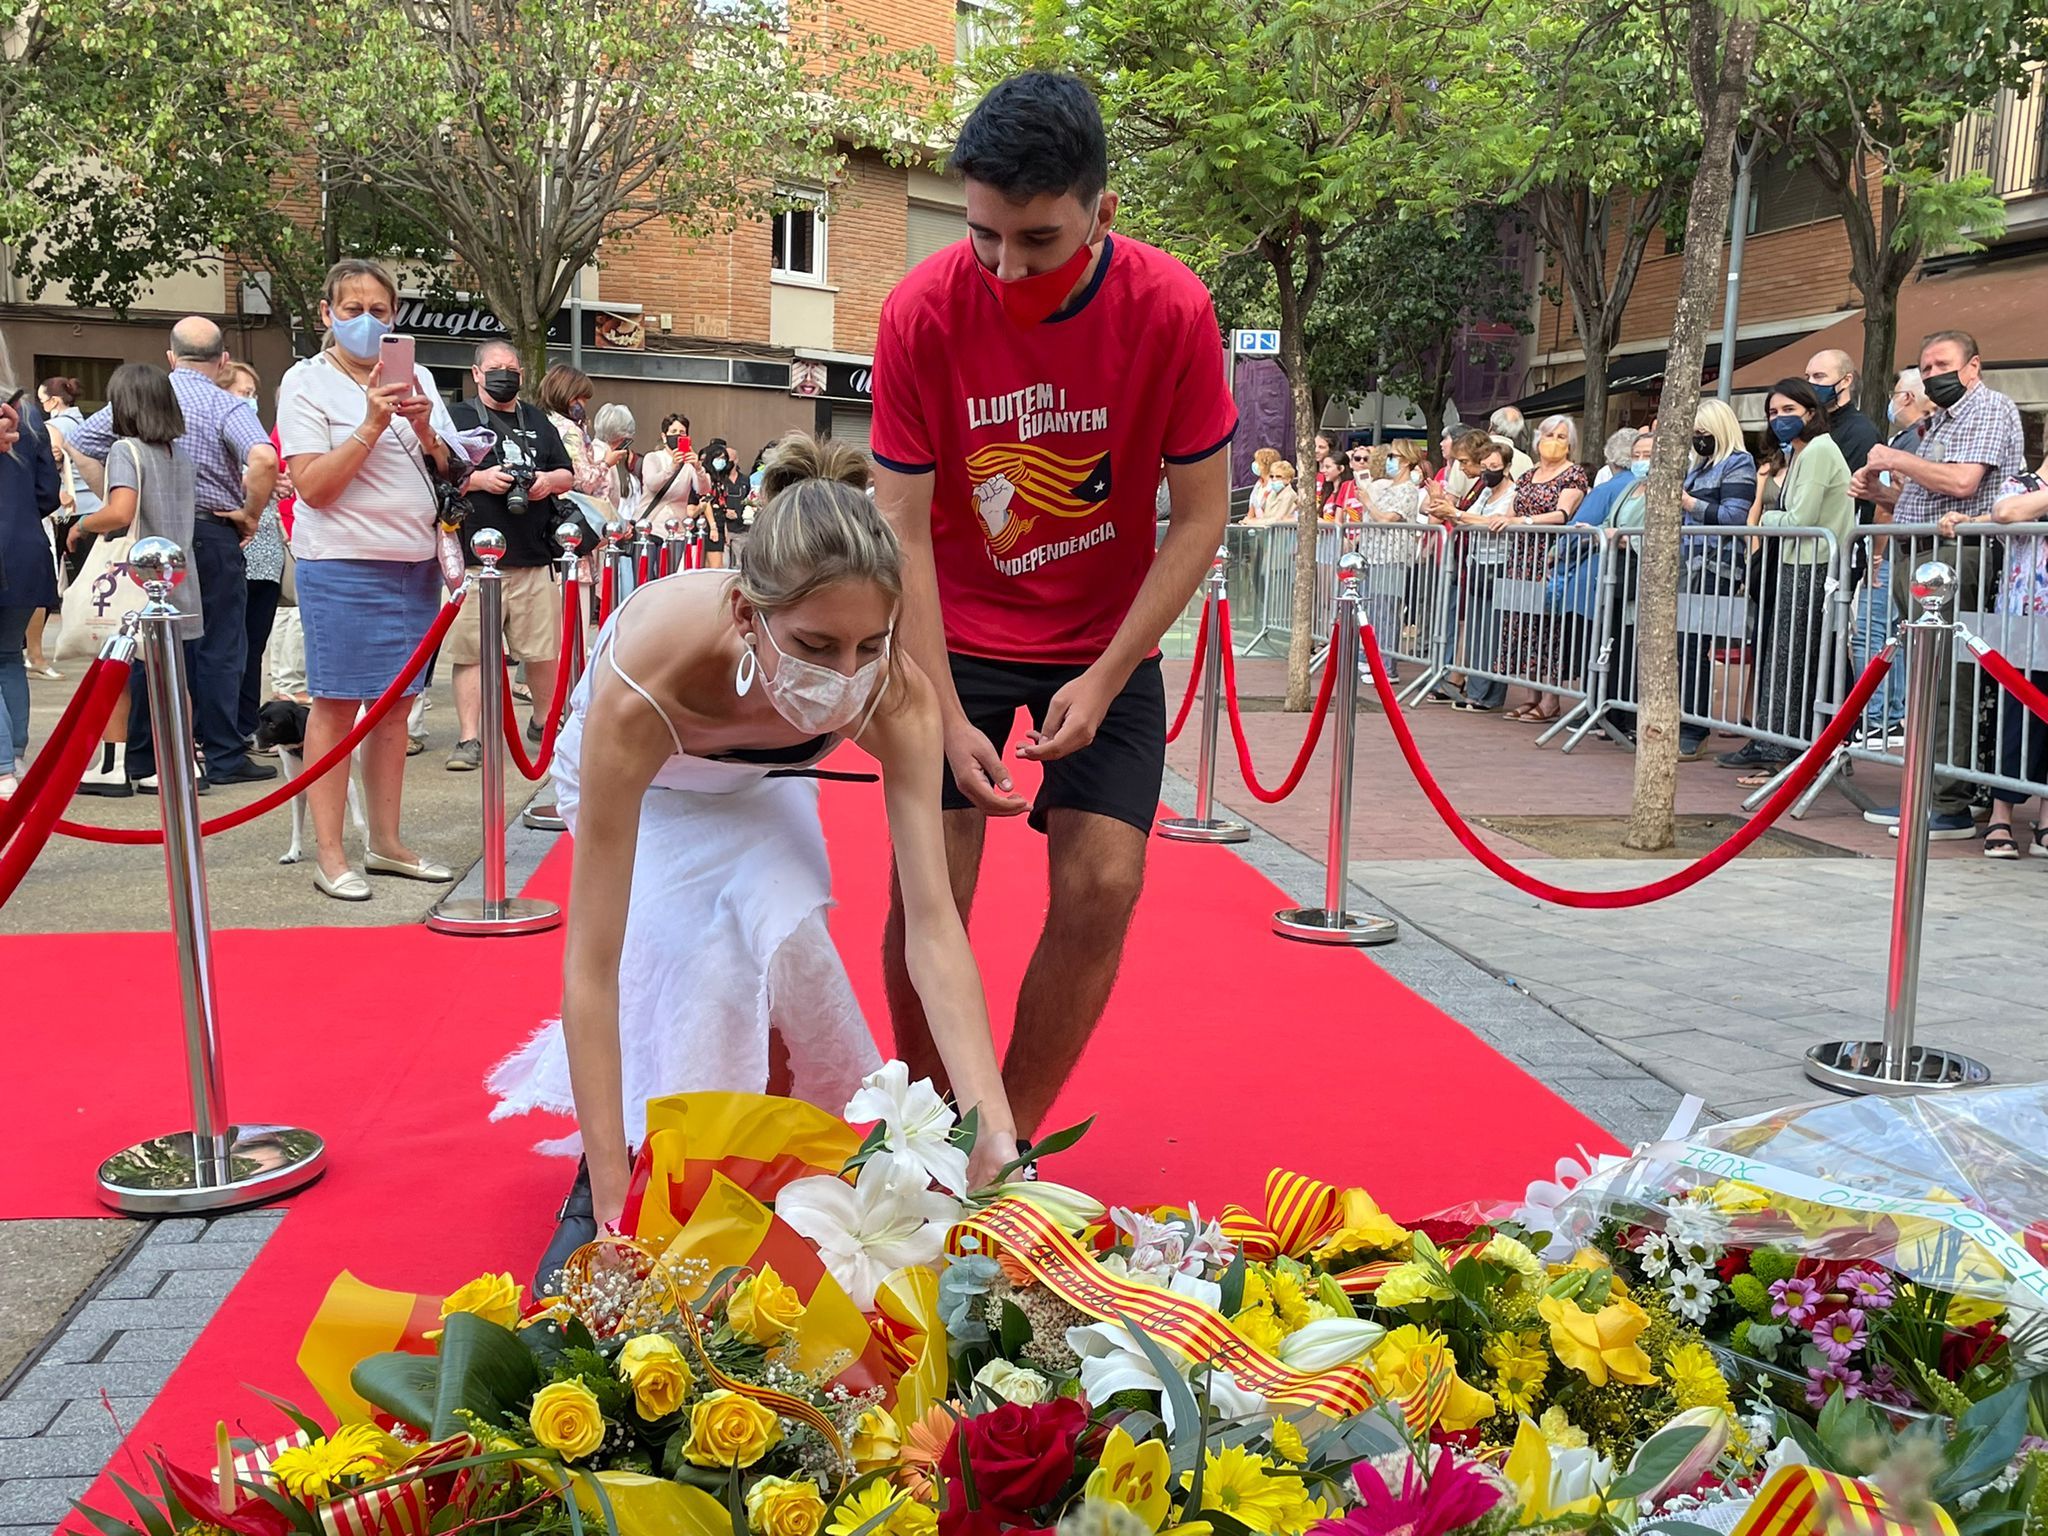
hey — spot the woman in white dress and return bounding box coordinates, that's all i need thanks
[490,434,1019,1285]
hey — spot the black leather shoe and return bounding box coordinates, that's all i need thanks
[211,760,280,785]
[534,1158,595,1298]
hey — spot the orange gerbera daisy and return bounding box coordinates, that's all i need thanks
[897,1403,955,1498]
[996,1247,1041,1290]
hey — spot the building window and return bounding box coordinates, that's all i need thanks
[1747,151,1836,235]
[956,0,991,61]
[772,200,826,283]
[33,356,122,413]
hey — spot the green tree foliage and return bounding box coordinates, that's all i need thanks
[1749,0,2048,417]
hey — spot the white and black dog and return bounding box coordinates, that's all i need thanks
[252,700,369,864]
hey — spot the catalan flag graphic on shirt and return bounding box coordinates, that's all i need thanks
[965,442,1114,554]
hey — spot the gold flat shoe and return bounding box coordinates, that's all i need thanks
[365,851,454,882]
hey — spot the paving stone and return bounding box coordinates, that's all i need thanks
[91,1267,168,1302]
[114,1241,271,1273]
[0,1405,58,1439]
[200,1214,286,1243]
[8,1360,180,1402]
[75,1297,224,1333]
[0,1475,98,1526]
[37,1328,117,1366]
[0,1431,124,1478]
[152,1267,244,1302]
[104,1328,204,1364]
[43,1399,151,1438]
[137,1218,205,1248]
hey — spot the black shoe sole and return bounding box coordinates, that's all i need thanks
[76,782,134,798]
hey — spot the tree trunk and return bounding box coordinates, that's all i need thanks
[1624,0,1761,852]
[1582,335,1612,470]
[1860,289,1900,423]
[1284,324,1321,711]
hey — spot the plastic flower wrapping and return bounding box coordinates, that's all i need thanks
[80,1074,2048,1536]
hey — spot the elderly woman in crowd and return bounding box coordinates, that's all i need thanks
[1361,439,1430,682]
[1674,397,1758,760]
[1497,413,1587,723]
[1245,446,1281,521]
[276,257,463,901]
[1544,428,1643,702]
[590,403,640,517]
[1957,464,2048,858]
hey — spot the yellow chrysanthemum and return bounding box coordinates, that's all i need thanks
[1270,1269,1317,1335]
[267,1424,395,1500]
[1481,1235,1545,1282]
[1539,1405,1588,1450]
[1268,1419,1308,1465]
[1483,1329,1551,1418]
[1239,1266,1273,1312]
[1663,1341,1732,1412]
[1372,1262,1454,1309]
[827,1482,937,1536]
[1233,1303,1287,1356]
[1181,1447,1309,1535]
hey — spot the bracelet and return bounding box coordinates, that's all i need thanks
[349,429,375,450]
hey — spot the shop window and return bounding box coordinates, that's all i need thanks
[33,356,121,413]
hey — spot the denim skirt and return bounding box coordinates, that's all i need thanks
[297,557,441,700]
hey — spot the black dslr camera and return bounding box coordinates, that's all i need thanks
[503,462,538,517]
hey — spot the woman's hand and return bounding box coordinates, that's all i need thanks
[589,1150,634,1233]
[967,1127,1021,1190]
[1484,512,1514,532]
[362,363,403,437]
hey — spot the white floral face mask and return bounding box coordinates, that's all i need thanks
[757,617,891,734]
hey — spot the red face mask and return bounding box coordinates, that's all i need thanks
[975,233,1099,327]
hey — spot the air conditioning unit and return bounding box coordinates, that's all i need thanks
[240,272,273,317]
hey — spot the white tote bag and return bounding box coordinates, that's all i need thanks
[54,443,145,664]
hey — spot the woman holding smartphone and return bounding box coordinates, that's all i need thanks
[489,434,1019,1290]
[276,257,465,901]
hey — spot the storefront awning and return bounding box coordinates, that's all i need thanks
[1513,332,1809,415]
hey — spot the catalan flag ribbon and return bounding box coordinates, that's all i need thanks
[966,443,1111,521]
[1730,1465,1959,1536]
[220,1429,447,1536]
[1219,1169,1343,1262]
[953,1196,1379,1420]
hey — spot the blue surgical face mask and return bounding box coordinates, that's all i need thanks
[330,309,391,361]
[1769,414,1805,446]
[1809,380,1838,411]
[1384,456,1400,477]
[1628,458,1650,479]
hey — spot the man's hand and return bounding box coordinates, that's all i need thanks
[1019,666,1117,763]
[945,718,1027,815]
[1937,511,1975,538]
[66,521,86,551]
[1849,466,1881,500]
[468,466,515,496]
[1864,444,1909,476]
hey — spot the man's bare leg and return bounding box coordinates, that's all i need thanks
[882,809,988,1096]
[1002,808,1146,1139]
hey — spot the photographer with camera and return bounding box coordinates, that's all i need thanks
[443,339,576,773]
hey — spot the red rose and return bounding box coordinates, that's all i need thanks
[1717,1250,1751,1283]
[936,1494,1055,1536]
[1940,1318,2005,1378]
[940,1399,1087,1519]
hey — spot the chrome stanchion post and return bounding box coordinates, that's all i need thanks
[632,515,658,587]
[606,518,636,605]
[428,531,563,936]
[1806,560,1989,1094]
[1273,553,1399,947]
[98,538,327,1213]
[522,522,582,834]
[663,519,686,578]
[1158,543,1249,844]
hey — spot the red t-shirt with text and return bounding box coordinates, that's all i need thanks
[870,235,1237,665]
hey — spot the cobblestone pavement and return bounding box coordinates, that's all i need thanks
[1162,656,2048,1122]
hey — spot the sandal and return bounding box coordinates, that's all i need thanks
[2032,827,2048,859]
[1985,826,2019,860]
[1737,768,1779,789]
[1502,705,1540,722]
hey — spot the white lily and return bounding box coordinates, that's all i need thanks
[997,1179,1107,1230]
[1551,1444,1616,1511]
[1275,1316,1386,1371]
[776,1154,962,1311]
[844,1061,969,1196]
[1065,1319,1267,1437]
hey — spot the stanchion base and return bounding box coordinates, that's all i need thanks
[1156,816,1250,844]
[425,896,562,937]
[97,1125,326,1215]
[1803,1039,1993,1097]
[522,802,566,832]
[1272,906,1400,946]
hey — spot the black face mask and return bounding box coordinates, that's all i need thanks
[482,368,521,403]
[1923,370,1967,409]
[1691,432,1715,457]
[1480,467,1506,488]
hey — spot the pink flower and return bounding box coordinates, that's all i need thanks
[1770,1275,1826,1326]
[1312,1449,1503,1536]
[1806,1363,1865,1408]
[1837,1268,1895,1310]
[1811,1308,1867,1364]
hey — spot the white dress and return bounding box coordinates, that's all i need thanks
[486,574,882,1154]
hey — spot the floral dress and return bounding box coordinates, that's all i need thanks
[1501,463,1588,680]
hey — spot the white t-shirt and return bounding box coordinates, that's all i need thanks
[277,352,461,562]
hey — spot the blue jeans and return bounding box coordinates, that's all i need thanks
[1855,561,1904,732]
[0,604,33,773]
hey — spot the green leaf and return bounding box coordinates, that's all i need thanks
[1609,1424,1708,1501]
[1112,1307,1204,1467]
[726,1463,747,1536]
[427,1311,543,1438]
[108,1475,174,1536]
[246,1387,328,1445]
[1218,1252,1248,1317]
[351,1349,441,1432]
[993,1116,1096,1182]
[999,1300,1033,1359]
[1935,1381,2033,1505]
[950,1107,981,1151]
[1774,1408,1842,1475]
[68,1499,148,1536]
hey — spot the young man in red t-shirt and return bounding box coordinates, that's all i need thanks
[871,72,1236,1139]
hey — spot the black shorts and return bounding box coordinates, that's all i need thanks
[942,652,1165,835]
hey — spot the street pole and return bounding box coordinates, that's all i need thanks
[1717,136,1756,404]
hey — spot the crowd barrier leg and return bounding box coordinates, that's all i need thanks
[1272,554,1398,947]
[1806,561,1989,1095]
[522,523,584,835]
[97,537,328,1213]
[428,531,564,937]
[1159,545,1249,844]
[606,519,637,607]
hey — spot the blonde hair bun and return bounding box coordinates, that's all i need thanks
[759,432,872,501]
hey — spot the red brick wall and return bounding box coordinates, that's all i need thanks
[833,156,909,351]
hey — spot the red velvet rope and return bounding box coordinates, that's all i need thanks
[501,576,581,780]
[1217,600,1340,804]
[599,562,615,627]
[52,591,468,847]
[0,658,133,906]
[1972,637,2048,726]
[1165,597,1210,744]
[0,654,112,849]
[636,550,651,586]
[1360,623,1897,908]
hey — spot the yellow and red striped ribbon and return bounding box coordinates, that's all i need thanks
[954,1197,1379,1419]
[674,1278,850,1469]
[1731,1465,1959,1536]
[1330,1241,1490,1297]
[221,1430,439,1536]
[1219,1170,1342,1262]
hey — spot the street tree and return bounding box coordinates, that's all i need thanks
[1014,0,1528,707]
[271,0,938,378]
[1749,0,2048,421]
[1624,0,1765,852]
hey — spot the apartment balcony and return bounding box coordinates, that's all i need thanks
[1949,64,2048,240]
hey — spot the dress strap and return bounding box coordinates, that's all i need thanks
[599,586,688,758]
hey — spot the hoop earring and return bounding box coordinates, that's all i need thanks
[735,637,758,696]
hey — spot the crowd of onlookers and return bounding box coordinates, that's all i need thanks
[0,256,783,900]
[1231,330,2048,857]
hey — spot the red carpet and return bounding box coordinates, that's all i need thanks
[21,767,1616,1527]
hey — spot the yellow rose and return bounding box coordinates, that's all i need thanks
[851,1407,902,1474]
[1369,1325,1495,1432]
[618,1333,694,1420]
[529,1379,608,1460]
[1316,1188,1410,1263]
[435,1272,522,1333]
[746,1476,829,1536]
[729,1264,808,1346]
[1538,1293,1655,1387]
[682,1389,784,1468]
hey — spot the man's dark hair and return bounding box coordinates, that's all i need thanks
[951,72,1108,203]
[1921,328,1981,364]
[108,363,186,445]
